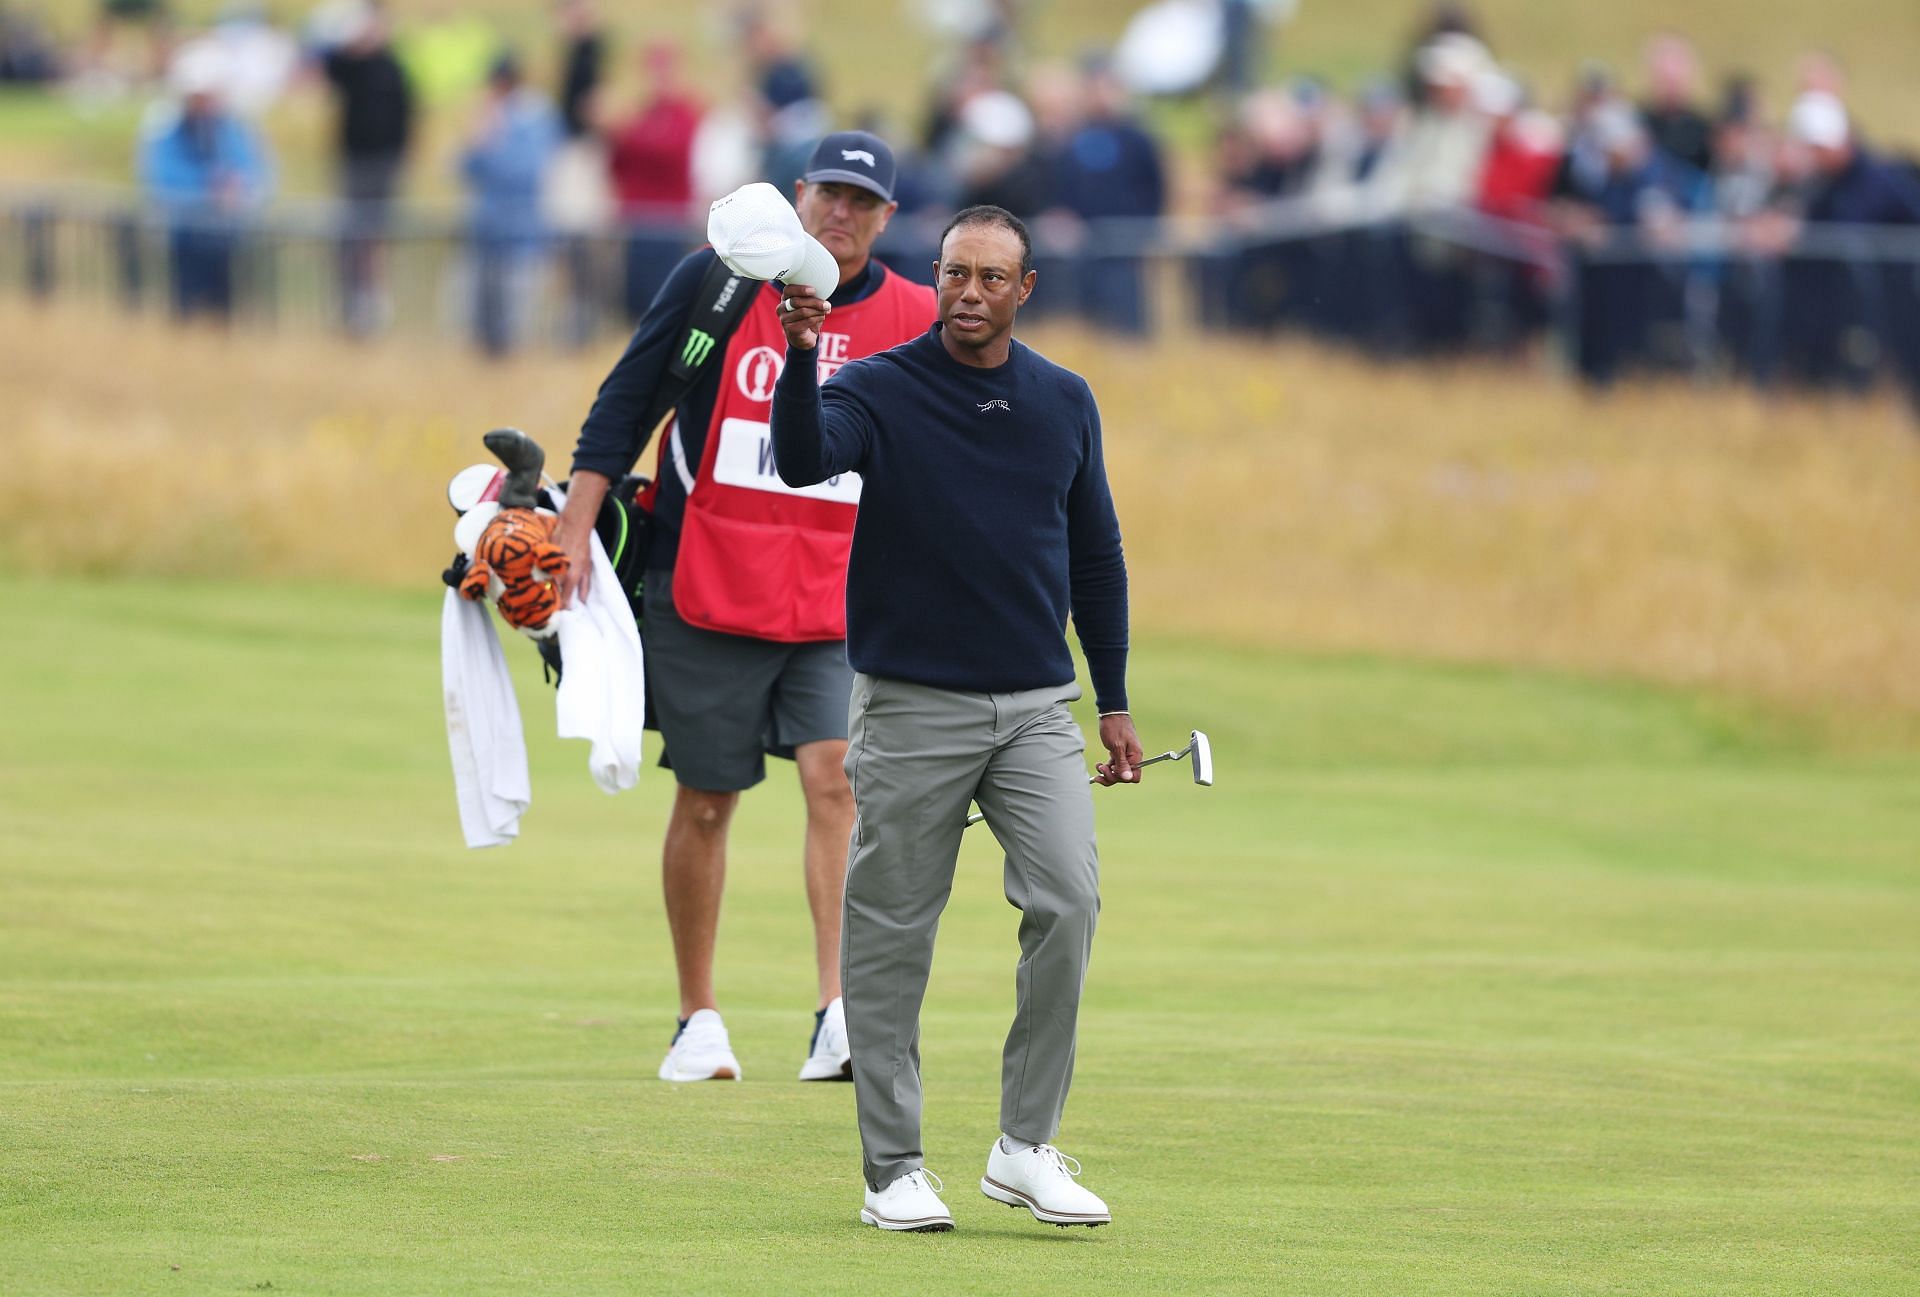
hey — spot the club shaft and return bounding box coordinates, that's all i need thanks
[965,744,1191,826]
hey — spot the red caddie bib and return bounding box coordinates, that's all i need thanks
[668,266,935,642]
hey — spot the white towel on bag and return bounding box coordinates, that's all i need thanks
[441,587,531,848]
[553,529,646,794]
[441,518,644,846]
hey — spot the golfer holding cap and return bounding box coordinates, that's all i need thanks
[771,204,1144,1231]
[555,132,935,1085]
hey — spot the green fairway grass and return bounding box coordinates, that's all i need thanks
[2,577,1916,1295]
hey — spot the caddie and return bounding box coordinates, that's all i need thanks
[553,131,936,1084]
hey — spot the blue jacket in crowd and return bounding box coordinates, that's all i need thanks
[139,109,273,218]
[1592,150,1708,227]
[1054,117,1166,222]
[461,90,561,248]
[1806,149,1920,226]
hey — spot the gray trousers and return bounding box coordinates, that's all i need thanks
[841,673,1101,1191]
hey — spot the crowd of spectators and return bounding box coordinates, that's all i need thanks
[8,0,1920,389]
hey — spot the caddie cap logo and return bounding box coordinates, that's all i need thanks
[803,130,897,202]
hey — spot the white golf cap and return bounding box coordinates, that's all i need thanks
[707,182,841,295]
[1788,91,1850,149]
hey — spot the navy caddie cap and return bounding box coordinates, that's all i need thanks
[802,131,897,202]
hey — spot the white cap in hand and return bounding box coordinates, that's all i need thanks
[707,182,842,295]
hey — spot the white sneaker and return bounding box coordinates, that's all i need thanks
[860,1169,954,1232]
[798,997,852,1081]
[980,1139,1110,1227]
[656,1008,741,1082]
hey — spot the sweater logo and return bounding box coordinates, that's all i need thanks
[976,399,1011,412]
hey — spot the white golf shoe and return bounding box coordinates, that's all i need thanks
[860,1169,954,1232]
[980,1139,1110,1227]
[656,1008,741,1082]
[798,997,852,1081]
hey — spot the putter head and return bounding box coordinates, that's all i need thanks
[1188,730,1213,786]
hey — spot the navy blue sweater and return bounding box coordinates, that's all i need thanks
[770,325,1129,714]
[570,250,884,571]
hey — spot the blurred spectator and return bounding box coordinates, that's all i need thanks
[86,0,173,88]
[1051,55,1165,334]
[318,2,413,337]
[1345,80,1406,184]
[607,40,702,319]
[747,12,827,194]
[953,90,1047,215]
[1370,33,1493,214]
[1789,92,1920,226]
[1474,74,1561,223]
[1553,101,1706,383]
[1223,87,1321,202]
[460,53,561,357]
[1708,78,1776,221]
[1555,101,1704,237]
[545,0,612,346]
[1,8,62,83]
[139,44,272,321]
[1638,34,1712,174]
[1219,0,1290,98]
[1400,1,1484,107]
[555,0,601,137]
[393,5,494,106]
[922,35,1009,160]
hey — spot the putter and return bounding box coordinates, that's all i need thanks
[964,730,1212,828]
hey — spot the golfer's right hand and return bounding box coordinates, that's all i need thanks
[1095,713,1144,786]
[551,514,593,608]
[779,285,829,351]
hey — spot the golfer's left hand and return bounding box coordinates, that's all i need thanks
[779,284,830,350]
[1095,714,1144,786]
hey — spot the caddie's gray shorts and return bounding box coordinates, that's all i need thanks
[641,567,855,792]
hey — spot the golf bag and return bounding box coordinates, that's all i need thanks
[438,254,758,720]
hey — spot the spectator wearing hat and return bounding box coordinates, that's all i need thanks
[1789,92,1920,227]
[1773,92,1920,391]
[460,51,562,356]
[1369,33,1493,215]
[140,44,272,321]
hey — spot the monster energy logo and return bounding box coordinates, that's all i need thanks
[681,329,717,367]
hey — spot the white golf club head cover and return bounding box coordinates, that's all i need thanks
[707,181,842,296]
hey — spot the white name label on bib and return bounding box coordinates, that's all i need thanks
[712,417,863,504]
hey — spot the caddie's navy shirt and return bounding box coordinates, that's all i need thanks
[769,324,1129,714]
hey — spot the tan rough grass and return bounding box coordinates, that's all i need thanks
[5,302,1918,736]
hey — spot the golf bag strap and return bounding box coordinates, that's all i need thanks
[636,255,757,448]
